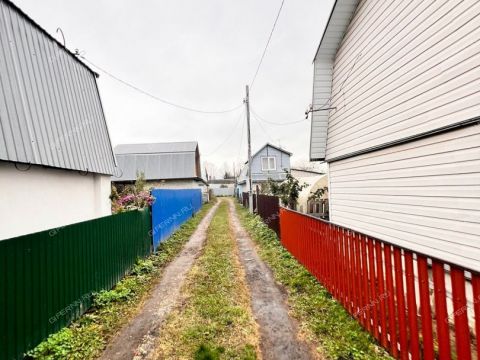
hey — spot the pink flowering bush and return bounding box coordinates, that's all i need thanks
[110,172,155,214]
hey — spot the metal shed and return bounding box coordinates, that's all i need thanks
[113,141,203,182]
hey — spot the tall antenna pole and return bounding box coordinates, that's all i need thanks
[245,85,253,213]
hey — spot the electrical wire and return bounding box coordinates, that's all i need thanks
[204,109,245,157]
[80,56,243,114]
[251,107,307,126]
[250,0,286,89]
[251,111,276,143]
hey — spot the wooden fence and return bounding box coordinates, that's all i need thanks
[280,207,479,360]
[256,194,280,237]
[241,192,280,237]
[242,191,257,211]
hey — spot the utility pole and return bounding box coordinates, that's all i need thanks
[245,85,253,213]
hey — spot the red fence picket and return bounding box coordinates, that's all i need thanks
[279,207,479,360]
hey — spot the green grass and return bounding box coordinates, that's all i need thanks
[235,203,392,360]
[26,202,214,360]
[155,200,259,360]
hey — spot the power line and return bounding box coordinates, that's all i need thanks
[204,110,245,156]
[80,56,243,114]
[251,111,275,143]
[250,0,286,89]
[251,107,307,126]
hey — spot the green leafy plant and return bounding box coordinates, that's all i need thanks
[267,171,307,209]
[111,172,155,214]
[308,186,328,202]
[131,259,155,275]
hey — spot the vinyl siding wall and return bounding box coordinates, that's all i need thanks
[329,125,480,271]
[310,0,358,161]
[310,60,332,160]
[325,0,480,161]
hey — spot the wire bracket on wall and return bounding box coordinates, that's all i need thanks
[78,168,89,176]
[56,27,65,47]
[305,105,336,119]
[112,167,124,179]
[14,162,32,172]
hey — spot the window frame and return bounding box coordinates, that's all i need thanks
[261,156,276,171]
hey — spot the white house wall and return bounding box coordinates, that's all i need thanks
[323,0,480,161]
[0,162,111,240]
[310,60,333,160]
[310,0,359,161]
[329,125,480,272]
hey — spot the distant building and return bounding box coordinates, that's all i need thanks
[296,174,329,219]
[113,141,209,201]
[0,0,116,240]
[236,143,291,196]
[208,178,235,197]
[309,0,480,270]
[291,168,325,178]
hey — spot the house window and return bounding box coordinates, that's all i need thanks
[261,157,276,171]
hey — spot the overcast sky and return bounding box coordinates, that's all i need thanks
[14,0,334,177]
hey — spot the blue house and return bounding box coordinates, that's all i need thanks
[236,143,291,196]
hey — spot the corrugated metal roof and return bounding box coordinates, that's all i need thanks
[113,142,199,182]
[114,141,198,155]
[0,0,116,175]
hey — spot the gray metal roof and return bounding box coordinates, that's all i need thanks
[113,142,200,182]
[0,0,116,175]
[114,141,198,155]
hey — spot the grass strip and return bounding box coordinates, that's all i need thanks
[155,200,259,360]
[235,202,392,360]
[27,203,213,360]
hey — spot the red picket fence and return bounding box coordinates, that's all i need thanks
[280,207,480,360]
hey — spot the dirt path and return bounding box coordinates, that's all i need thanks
[99,202,219,360]
[227,199,315,360]
[152,199,260,359]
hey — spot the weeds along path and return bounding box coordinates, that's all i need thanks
[99,201,219,360]
[153,199,261,359]
[228,199,316,360]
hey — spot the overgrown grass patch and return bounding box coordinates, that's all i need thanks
[155,200,259,360]
[235,203,392,360]
[26,202,213,360]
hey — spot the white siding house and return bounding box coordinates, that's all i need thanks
[310,0,480,271]
[0,0,116,240]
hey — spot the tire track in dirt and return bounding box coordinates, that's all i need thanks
[99,202,219,360]
[227,199,316,360]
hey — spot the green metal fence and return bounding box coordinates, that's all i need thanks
[0,209,152,360]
